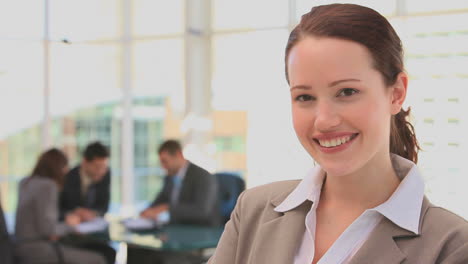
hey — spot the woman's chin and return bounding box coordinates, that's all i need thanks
[318,161,357,178]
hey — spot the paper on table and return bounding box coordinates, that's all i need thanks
[122,211,170,231]
[122,218,158,230]
[75,217,109,234]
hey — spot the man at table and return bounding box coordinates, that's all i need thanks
[140,139,220,226]
[59,141,115,264]
[129,139,220,264]
[60,141,111,222]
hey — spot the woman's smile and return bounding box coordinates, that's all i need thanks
[313,133,359,154]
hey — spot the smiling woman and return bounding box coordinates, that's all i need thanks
[288,36,406,178]
[208,4,468,264]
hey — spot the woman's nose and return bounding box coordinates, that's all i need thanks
[314,101,341,131]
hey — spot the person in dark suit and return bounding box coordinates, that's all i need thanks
[59,141,111,222]
[59,142,115,264]
[128,139,219,264]
[140,139,220,226]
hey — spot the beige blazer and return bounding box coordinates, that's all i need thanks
[208,180,468,264]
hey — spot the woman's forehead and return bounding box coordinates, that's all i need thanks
[287,37,375,86]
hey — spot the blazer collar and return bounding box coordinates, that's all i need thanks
[245,181,308,264]
[349,197,431,264]
[257,185,431,264]
[253,157,429,264]
[275,155,424,235]
[273,166,323,212]
[271,180,304,208]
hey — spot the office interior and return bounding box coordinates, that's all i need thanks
[1,0,468,255]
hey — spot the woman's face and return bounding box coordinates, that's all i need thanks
[287,37,405,177]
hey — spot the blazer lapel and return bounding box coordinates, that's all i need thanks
[348,217,411,264]
[249,197,311,264]
[349,197,430,264]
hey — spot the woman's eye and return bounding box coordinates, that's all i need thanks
[338,88,358,97]
[295,94,313,102]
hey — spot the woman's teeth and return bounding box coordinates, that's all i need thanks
[318,135,353,148]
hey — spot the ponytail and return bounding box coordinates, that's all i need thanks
[390,107,420,163]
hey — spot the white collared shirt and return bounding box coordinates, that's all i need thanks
[274,155,425,264]
[79,166,92,199]
[170,161,190,205]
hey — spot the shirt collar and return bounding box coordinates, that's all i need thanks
[274,165,325,212]
[274,154,425,234]
[372,155,425,234]
[175,160,189,180]
[79,166,92,185]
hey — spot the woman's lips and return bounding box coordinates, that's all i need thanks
[313,133,359,153]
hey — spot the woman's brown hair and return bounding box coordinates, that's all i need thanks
[31,148,68,188]
[285,3,420,163]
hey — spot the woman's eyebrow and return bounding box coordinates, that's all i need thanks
[328,78,361,87]
[290,79,361,91]
[290,85,312,91]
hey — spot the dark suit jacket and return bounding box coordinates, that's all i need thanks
[0,204,13,264]
[59,165,111,219]
[150,161,220,226]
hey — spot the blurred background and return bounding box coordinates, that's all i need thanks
[0,0,467,221]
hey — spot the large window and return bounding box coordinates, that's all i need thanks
[213,0,289,31]
[49,0,119,41]
[0,0,44,213]
[0,0,186,214]
[133,0,184,36]
[212,29,309,185]
[47,0,122,209]
[398,12,468,217]
[0,1,467,221]
[132,38,184,202]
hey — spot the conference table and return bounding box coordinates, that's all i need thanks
[87,220,224,252]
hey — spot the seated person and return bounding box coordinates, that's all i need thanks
[59,141,111,222]
[140,139,220,226]
[129,140,220,264]
[59,141,115,264]
[15,148,106,264]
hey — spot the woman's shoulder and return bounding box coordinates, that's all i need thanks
[420,202,468,249]
[423,204,468,233]
[417,203,468,261]
[20,176,57,192]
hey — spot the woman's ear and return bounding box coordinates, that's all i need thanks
[390,72,408,115]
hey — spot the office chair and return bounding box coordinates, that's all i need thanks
[193,173,245,263]
[214,172,246,224]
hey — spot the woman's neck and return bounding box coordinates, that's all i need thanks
[320,153,400,210]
